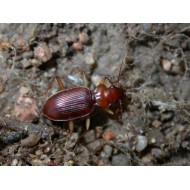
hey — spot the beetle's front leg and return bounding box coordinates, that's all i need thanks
[104,103,122,116]
[104,108,114,115]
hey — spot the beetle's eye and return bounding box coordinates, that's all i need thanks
[111,84,116,88]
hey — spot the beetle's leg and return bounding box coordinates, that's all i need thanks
[82,71,89,87]
[81,72,91,130]
[119,100,123,114]
[114,100,123,114]
[44,75,64,97]
[105,101,123,117]
[86,116,90,130]
[69,120,74,133]
[104,108,114,115]
[114,100,123,119]
[100,77,114,86]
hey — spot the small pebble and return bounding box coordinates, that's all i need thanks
[86,139,104,153]
[11,35,30,52]
[72,42,83,51]
[40,154,48,160]
[135,135,148,152]
[102,130,116,140]
[113,147,119,155]
[20,132,41,147]
[83,130,95,144]
[91,74,102,86]
[85,53,96,66]
[142,23,152,31]
[79,32,91,45]
[112,154,129,166]
[161,59,171,72]
[19,86,30,95]
[181,141,189,149]
[150,138,156,144]
[30,59,41,67]
[103,145,113,158]
[11,159,18,166]
[31,159,43,166]
[151,148,165,160]
[152,120,162,128]
[22,51,34,59]
[0,40,12,50]
[35,149,43,156]
[141,153,154,165]
[98,158,111,166]
[21,59,31,68]
[177,125,185,132]
[64,160,74,166]
[34,43,52,62]
[64,35,77,43]
[170,60,185,74]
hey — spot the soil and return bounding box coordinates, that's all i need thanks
[0,23,190,166]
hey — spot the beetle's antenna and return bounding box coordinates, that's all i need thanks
[113,59,125,86]
[118,61,124,84]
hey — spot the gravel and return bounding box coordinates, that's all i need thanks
[112,154,129,166]
[135,135,148,152]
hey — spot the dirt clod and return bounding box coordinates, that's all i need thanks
[34,43,52,63]
[12,95,39,122]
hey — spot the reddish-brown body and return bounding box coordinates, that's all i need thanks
[42,87,96,121]
[42,81,125,121]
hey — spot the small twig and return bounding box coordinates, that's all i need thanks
[0,117,52,135]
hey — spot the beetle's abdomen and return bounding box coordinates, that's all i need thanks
[42,87,95,121]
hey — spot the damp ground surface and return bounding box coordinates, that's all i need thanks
[0,23,190,166]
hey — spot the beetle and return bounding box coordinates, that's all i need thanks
[42,64,126,132]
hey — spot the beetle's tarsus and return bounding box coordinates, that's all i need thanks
[86,116,90,130]
[105,108,114,115]
[69,120,74,133]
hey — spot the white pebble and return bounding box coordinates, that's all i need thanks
[161,59,171,72]
[136,135,148,152]
[85,53,95,66]
[11,159,18,166]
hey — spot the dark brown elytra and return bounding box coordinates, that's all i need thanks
[42,63,126,132]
